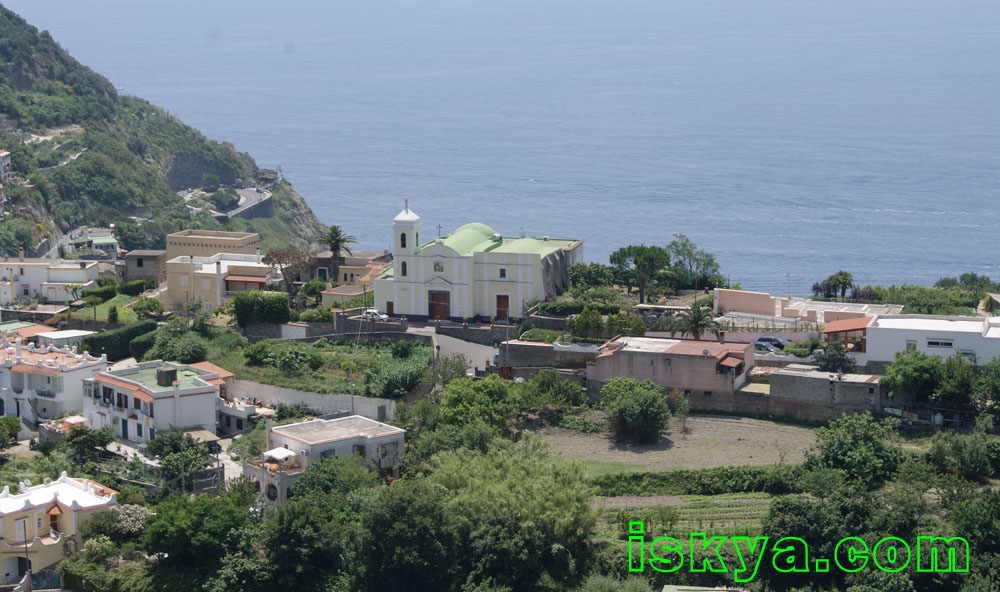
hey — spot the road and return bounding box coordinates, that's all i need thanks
[407,325,498,375]
[229,188,271,216]
[43,224,86,258]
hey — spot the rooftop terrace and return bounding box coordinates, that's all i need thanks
[273,415,404,445]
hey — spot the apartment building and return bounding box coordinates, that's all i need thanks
[81,361,221,444]
[0,336,107,423]
[0,255,98,305]
[124,249,167,284]
[163,252,278,311]
[165,229,260,260]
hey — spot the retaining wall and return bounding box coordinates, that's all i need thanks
[232,379,396,420]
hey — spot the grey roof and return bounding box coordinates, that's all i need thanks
[126,250,166,257]
[273,416,404,444]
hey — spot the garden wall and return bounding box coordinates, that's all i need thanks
[232,379,396,420]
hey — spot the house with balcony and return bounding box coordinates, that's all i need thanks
[847,315,1000,372]
[0,336,107,424]
[163,252,278,312]
[0,255,98,305]
[81,361,221,443]
[243,415,405,504]
[0,473,117,586]
[70,228,121,260]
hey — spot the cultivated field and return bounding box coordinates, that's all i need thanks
[541,414,817,473]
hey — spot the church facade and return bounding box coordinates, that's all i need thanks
[373,202,583,321]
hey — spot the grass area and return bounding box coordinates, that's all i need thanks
[579,459,647,476]
[672,494,771,535]
[70,293,138,323]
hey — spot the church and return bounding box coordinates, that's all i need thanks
[373,201,583,321]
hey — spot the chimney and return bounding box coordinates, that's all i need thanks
[17,246,23,262]
[215,260,223,306]
[256,246,261,264]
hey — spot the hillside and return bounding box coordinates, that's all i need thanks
[0,5,325,255]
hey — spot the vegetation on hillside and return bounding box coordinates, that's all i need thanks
[0,6,324,254]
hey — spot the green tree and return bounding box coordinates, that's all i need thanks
[599,378,671,443]
[232,290,290,327]
[291,455,380,497]
[939,354,976,411]
[425,353,471,390]
[571,305,604,339]
[825,270,854,300]
[809,412,898,487]
[316,225,357,286]
[0,415,21,451]
[518,368,584,407]
[107,304,119,323]
[976,356,1000,412]
[609,245,669,304]
[440,375,516,432]
[881,346,941,402]
[132,296,165,320]
[814,341,855,373]
[568,262,614,290]
[666,233,720,289]
[65,425,114,461]
[263,248,316,295]
[669,302,721,340]
[161,446,211,491]
[263,493,349,591]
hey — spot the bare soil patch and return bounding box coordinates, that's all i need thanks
[540,414,816,471]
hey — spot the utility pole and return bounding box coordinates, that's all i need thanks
[349,362,355,415]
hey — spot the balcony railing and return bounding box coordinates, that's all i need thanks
[34,389,58,398]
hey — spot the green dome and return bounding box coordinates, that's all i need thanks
[440,223,498,255]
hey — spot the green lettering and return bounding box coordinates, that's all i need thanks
[916,536,970,573]
[689,533,728,573]
[628,522,644,572]
[731,536,769,582]
[873,537,910,573]
[648,537,683,573]
[771,537,809,573]
[835,537,869,572]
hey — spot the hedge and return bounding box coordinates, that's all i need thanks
[117,279,146,296]
[591,464,804,497]
[129,330,157,360]
[81,283,117,303]
[232,290,290,327]
[80,320,157,361]
[537,300,619,317]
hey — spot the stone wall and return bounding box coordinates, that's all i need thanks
[232,379,396,420]
[526,313,569,332]
[244,323,283,342]
[435,322,517,345]
[503,340,598,368]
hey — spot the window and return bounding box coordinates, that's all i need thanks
[499,268,507,279]
[201,279,210,291]
[434,261,444,272]
[37,517,42,529]
[225,415,231,427]
[664,359,671,369]
[137,258,144,268]
[927,339,953,348]
[136,424,143,438]
[960,350,976,362]
[400,233,407,249]
[149,428,156,440]
[149,403,155,418]
[22,286,28,297]
[353,444,367,457]
[868,387,875,394]
[704,391,712,397]
[19,267,24,275]
[236,418,243,430]
[180,275,188,287]
[401,262,407,277]
[905,340,917,349]
[134,398,141,410]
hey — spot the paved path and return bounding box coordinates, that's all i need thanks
[215,437,244,482]
[407,325,497,375]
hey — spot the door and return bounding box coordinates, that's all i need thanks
[428,291,450,320]
[121,418,128,440]
[14,518,27,543]
[385,301,394,316]
[496,295,509,322]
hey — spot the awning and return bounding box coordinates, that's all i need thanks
[225,275,267,283]
[719,357,743,368]
[823,317,873,333]
[263,447,296,461]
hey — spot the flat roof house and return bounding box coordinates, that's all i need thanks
[852,314,1000,370]
[243,415,405,504]
[81,361,222,444]
[163,252,278,311]
[0,257,98,306]
[587,336,753,407]
[124,249,167,284]
[374,201,583,321]
[165,229,261,260]
[0,336,107,424]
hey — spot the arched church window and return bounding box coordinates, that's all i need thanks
[400,233,407,248]
[401,262,407,277]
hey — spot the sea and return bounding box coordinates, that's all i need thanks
[5,0,999,294]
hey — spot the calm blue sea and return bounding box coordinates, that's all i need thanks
[5,0,1000,294]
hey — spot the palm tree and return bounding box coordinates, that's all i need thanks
[316,225,357,284]
[670,303,722,341]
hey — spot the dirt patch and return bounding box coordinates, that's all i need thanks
[540,414,816,471]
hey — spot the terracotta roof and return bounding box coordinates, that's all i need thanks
[207,378,225,386]
[719,356,743,368]
[225,274,267,283]
[11,363,61,376]
[98,375,143,393]
[16,325,56,339]
[190,361,234,380]
[823,317,873,333]
[323,284,365,296]
[47,505,62,516]
[666,340,749,359]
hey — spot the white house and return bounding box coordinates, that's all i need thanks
[37,330,95,350]
[243,415,405,504]
[81,361,221,443]
[0,336,107,423]
[853,315,1000,368]
[0,256,98,305]
[374,201,583,321]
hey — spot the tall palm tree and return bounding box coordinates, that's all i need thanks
[670,303,722,341]
[316,225,357,284]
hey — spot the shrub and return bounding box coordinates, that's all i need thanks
[116,279,146,296]
[96,275,118,288]
[107,305,118,323]
[298,307,332,323]
[599,378,670,443]
[366,344,433,398]
[129,330,157,360]
[300,279,327,299]
[81,283,117,303]
[231,290,290,327]
[592,464,805,496]
[243,342,270,366]
[80,320,157,360]
[537,300,619,317]
[306,351,324,372]
[142,277,157,290]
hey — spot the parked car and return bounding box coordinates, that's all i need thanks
[756,337,788,350]
[754,342,781,353]
[361,308,389,320]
